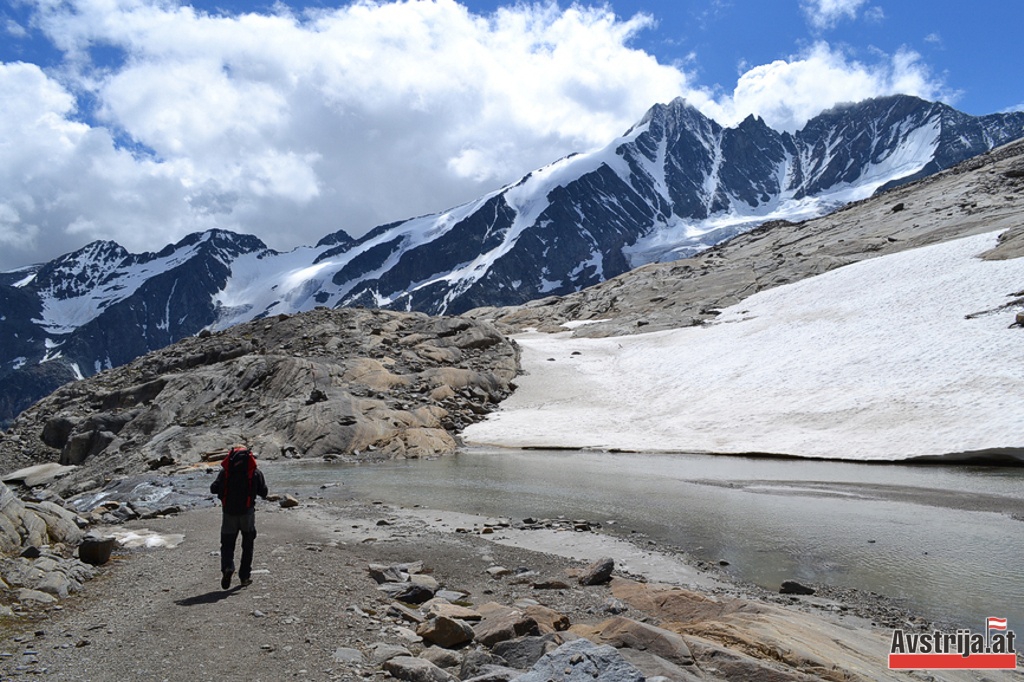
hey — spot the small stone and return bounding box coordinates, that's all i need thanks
[333,647,365,664]
[578,557,614,586]
[779,580,816,596]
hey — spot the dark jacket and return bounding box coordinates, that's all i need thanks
[210,448,269,515]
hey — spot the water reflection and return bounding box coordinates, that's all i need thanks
[266,448,1024,629]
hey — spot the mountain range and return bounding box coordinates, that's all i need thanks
[2,94,1024,423]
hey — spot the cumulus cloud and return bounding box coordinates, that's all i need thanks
[702,42,948,132]
[0,0,949,270]
[1,0,689,268]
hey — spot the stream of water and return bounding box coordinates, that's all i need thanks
[261,447,1024,630]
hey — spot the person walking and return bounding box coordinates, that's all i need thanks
[210,445,269,589]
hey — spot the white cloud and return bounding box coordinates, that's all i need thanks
[701,42,948,132]
[0,0,687,268]
[0,1,950,270]
[802,0,870,30]
[4,19,28,39]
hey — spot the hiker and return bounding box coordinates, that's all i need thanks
[210,445,269,589]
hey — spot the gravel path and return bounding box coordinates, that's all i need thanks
[0,500,632,681]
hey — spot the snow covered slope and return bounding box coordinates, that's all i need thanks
[463,231,1024,461]
[1,94,1022,423]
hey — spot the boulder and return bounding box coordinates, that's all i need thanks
[17,588,57,604]
[491,635,559,669]
[78,535,116,566]
[417,615,475,648]
[578,557,614,586]
[459,649,510,680]
[36,571,74,599]
[368,563,407,584]
[523,604,571,633]
[463,666,522,682]
[779,581,816,596]
[410,573,440,591]
[420,646,463,669]
[425,600,482,622]
[24,501,84,546]
[396,582,437,605]
[510,638,645,682]
[383,656,458,682]
[473,603,540,647]
[1,463,77,488]
[573,616,693,667]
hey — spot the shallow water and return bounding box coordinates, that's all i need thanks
[263,448,1024,630]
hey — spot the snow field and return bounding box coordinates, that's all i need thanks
[464,231,1024,461]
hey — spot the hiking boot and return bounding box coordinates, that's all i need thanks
[221,570,233,589]
[240,577,253,587]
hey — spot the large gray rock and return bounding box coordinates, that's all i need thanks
[473,603,540,647]
[0,481,85,556]
[382,656,459,682]
[511,638,645,682]
[1,463,77,488]
[419,646,462,669]
[459,649,510,680]
[491,635,559,669]
[417,615,475,648]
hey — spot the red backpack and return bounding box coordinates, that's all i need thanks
[219,447,258,514]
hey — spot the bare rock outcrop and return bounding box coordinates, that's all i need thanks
[0,308,519,498]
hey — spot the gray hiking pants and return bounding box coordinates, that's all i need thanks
[220,509,257,578]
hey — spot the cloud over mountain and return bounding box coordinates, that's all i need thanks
[1,0,948,270]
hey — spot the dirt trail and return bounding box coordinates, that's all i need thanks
[0,500,611,681]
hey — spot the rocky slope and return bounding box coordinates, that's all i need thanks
[469,137,1024,337]
[0,307,519,499]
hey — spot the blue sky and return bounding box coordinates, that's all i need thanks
[0,0,1021,270]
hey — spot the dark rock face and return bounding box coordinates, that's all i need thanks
[1,96,1022,422]
[475,136,1024,339]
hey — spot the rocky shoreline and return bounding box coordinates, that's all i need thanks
[0,473,1011,682]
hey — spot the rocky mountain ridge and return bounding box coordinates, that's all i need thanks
[2,95,1023,423]
[470,136,1024,338]
[0,307,519,499]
